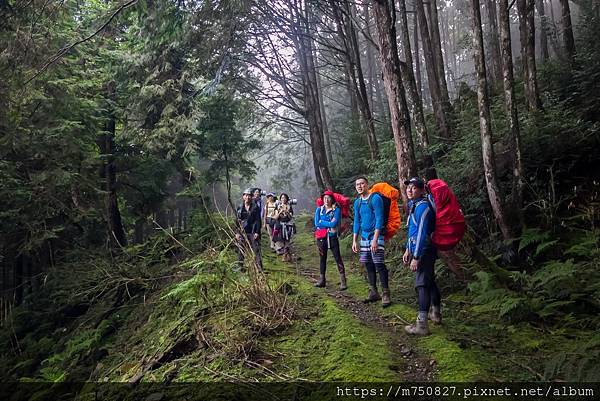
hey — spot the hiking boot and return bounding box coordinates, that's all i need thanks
[339,272,347,291]
[315,274,326,288]
[363,286,381,303]
[381,289,391,308]
[404,316,430,336]
[428,306,442,324]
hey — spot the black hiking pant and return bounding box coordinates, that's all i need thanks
[415,247,440,312]
[317,236,345,275]
[365,261,389,290]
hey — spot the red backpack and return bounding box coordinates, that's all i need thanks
[316,192,350,218]
[315,192,350,237]
[426,179,465,251]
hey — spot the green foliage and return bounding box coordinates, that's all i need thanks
[469,227,600,326]
[195,92,260,185]
[544,332,600,381]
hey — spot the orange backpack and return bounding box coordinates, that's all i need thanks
[369,183,401,241]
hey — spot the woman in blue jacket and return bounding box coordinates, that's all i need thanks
[314,190,347,290]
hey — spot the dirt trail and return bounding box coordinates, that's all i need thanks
[293,256,436,381]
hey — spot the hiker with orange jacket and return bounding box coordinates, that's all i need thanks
[351,177,391,307]
[314,190,347,290]
[403,177,440,336]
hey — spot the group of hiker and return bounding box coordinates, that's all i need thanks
[313,173,465,337]
[235,187,296,270]
[235,171,465,337]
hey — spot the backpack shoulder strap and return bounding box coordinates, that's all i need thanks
[366,192,375,209]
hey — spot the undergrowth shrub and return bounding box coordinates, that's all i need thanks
[469,226,600,324]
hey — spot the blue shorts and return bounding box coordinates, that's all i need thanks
[359,237,385,264]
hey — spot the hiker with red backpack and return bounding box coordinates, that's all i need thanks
[424,168,466,280]
[351,177,392,307]
[313,190,347,290]
[403,177,440,336]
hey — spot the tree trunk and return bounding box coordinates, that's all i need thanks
[471,0,514,241]
[372,0,418,207]
[426,0,452,107]
[99,83,127,249]
[413,13,423,100]
[441,7,454,95]
[536,0,550,61]
[517,0,542,110]
[345,1,379,159]
[294,1,335,191]
[314,46,333,166]
[397,0,431,158]
[517,0,543,111]
[415,0,452,138]
[559,0,575,59]
[363,2,376,107]
[485,0,503,84]
[499,0,525,226]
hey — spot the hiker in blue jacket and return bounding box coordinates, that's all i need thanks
[351,176,391,307]
[314,190,347,290]
[403,177,441,336]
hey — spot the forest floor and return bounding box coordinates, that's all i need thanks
[6,213,594,395]
[276,216,501,382]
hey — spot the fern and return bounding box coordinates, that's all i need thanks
[534,239,558,258]
[564,230,600,259]
[544,333,600,381]
[529,260,576,292]
[518,228,551,253]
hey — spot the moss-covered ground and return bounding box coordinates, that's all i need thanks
[291,214,596,382]
[2,213,596,391]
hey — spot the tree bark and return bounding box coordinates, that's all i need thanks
[397,0,431,158]
[413,13,423,100]
[372,0,418,206]
[517,0,543,111]
[536,0,550,61]
[99,82,127,249]
[471,0,514,240]
[363,3,376,107]
[314,45,333,166]
[345,1,379,159]
[558,0,575,60]
[499,0,525,226]
[485,0,503,84]
[426,0,452,107]
[414,0,452,138]
[293,1,335,190]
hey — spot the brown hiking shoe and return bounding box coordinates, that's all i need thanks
[339,273,347,291]
[363,287,381,303]
[428,306,442,324]
[381,289,391,308]
[404,316,430,336]
[314,274,326,288]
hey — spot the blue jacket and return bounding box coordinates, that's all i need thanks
[406,197,435,258]
[353,193,384,240]
[314,206,341,237]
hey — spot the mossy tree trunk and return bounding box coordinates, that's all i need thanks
[471,0,514,240]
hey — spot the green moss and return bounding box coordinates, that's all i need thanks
[265,297,399,381]
[292,221,493,382]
